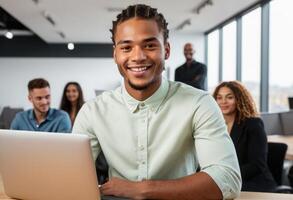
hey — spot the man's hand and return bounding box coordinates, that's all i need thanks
[100,177,147,199]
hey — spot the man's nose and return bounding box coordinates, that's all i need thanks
[40,98,49,104]
[131,46,146,61]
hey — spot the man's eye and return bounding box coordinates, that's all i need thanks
[145,44,156,49]
[121,46,131,52]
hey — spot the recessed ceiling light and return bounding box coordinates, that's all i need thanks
[5,31,13,39]
[67,43,74,50]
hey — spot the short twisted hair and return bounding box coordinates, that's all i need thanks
[213,81,258,123]
[110,4,169,45]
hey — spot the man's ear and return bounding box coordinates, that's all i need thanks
[28,94,32,103]
[113,45,117,64]
[164,42,170,60]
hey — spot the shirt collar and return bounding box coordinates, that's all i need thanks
[122,78,169,113]
[29,108,53,121]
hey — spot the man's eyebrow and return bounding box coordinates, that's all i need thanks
[116,40,132,46]
[143,37,158,43]
[116,37,159,46]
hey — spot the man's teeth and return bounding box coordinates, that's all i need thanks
[130,67,147,72]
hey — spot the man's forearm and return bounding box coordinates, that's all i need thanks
[141,172,222,200]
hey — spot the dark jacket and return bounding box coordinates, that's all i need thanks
[230,117,276,192]
[175,60,207,90]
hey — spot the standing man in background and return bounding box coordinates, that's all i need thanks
[175,43,207,90]
[10,78,71,133]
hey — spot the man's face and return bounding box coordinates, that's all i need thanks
[184,43,194,61]
[113,18,170,92]
[28,87,51,115]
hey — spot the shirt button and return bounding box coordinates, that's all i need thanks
[141,161,146,165]
[139,145,145,151]
[140,103,145,107]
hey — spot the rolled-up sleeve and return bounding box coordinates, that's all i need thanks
[193,94,242,199]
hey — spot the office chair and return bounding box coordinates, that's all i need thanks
[95,151,109,185]
[267,142,293,193]
[0,106,24,129]
[288,166,293,187]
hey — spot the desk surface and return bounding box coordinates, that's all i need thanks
[268,135,293,160]
[1,174,293,200]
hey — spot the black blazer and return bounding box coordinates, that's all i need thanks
[230,117,276,192]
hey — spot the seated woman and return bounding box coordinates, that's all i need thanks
[60,82,85,126]
[213,81,276,192]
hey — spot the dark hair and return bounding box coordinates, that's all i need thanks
[28,78,50,91]
[213,81,258,123]
[60,82,85,116]
[110,4,169,45]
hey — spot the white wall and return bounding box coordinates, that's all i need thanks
[0,32,204,110]
[0,58,121,109]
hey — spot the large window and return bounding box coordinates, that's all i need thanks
[222,21,236,81]
[207,30,219,92]
[206,0,293,112]
[242,8,261,110]
[269,0,293,112]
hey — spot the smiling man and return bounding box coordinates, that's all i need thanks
[10,78,71,133]
[73,4,241,200]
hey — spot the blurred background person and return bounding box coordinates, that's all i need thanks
[175,43,207,90]
[213,81,276,192]
[11,78,71,133]
[60,82,84,125]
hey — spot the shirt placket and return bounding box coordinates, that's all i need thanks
[137,103,148,180]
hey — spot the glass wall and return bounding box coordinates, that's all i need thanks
[222,21,237,82]
[269,0,293,112]
[241,8,261,110]
[207,30,219,92]
[206,0,293,112]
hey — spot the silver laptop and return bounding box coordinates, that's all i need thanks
[0,129,100,200]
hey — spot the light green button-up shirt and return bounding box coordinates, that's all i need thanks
[73,78,241,199]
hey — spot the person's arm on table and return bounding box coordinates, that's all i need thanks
[101,172,222,200]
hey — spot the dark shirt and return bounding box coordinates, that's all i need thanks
[175,60,207,90]
[230,117,276,192]
[10,108,71,133]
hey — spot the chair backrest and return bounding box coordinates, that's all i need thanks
[95,151,109,184]
[288,97,293,110]
[0,106,24,129]
[260,112,283,135]
[267,142,288,185]
[279,111,293,135]
[288,166,293,187]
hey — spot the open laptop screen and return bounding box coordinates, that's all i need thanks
[0,130,100,200]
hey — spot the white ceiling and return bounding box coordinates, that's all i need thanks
[0,0,259,43]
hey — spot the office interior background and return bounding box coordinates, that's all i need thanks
[0,0,292,114]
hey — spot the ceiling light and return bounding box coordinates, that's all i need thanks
[5,31,13,39]
[42,11,56,26]
[67,43,74,50]
[192,0,213,14]
[175,19,191,30]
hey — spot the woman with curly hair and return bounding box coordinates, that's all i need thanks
[213,81,276,192]
[60,82,85,125]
